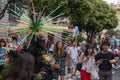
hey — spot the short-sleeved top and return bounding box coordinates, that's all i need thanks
[95,52,115,71]
[115,39,120,46]
[68,46,78,62]
[81,45,86,52]
[0,48,6,60]
[54,52,67,76]
[54,52,67,62]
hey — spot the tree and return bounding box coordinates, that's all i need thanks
[0,0,69,20]
[0,0,118,43]
[68,0,94,27]
[77,34,87,42]
[68,0,118,42]
[0,0,14,19]
[33,0,69,17]
[0,0,32,20]
[105,29,120,38]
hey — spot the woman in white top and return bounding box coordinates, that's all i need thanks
[80,44,97,80]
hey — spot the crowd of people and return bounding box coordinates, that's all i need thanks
[0,35,119,80]
[47,36,120,80]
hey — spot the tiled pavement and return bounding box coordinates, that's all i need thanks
[112,60,120,80]
[64,67,80,80]
[112,69,120,80]
[64,61,120,80]
[64,69,120,80]
[64,71,80,80]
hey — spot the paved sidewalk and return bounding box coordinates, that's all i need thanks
[112,59,120,80]
[63,59,120,80]
[64,71,80,80]
[112,70,120,80]
[64,70,120,80]
[64,67,80,80]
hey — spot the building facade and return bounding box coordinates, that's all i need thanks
[114,4,120,30]
[0,0,9,38]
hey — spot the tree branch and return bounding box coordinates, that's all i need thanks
[0,0,14,20]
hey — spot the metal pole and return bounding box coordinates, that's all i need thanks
[75,34,78,44]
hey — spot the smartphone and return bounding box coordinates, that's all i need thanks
[115,57,119,61]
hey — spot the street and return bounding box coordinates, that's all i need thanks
[64,60,120,80]
[112,59,120,80]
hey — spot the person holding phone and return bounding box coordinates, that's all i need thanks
[95,42,117,80]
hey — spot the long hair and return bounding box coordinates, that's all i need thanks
[84,44,94,57]
[54,41,64,57]
[3,53,35,80]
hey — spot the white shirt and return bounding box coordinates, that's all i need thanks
[49,44,54,51]
[68,46,78,62]
[81,61,87,70]
[77,46,81,51]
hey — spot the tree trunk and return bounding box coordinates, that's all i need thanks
[86,32,95,43]
[86,32,91,43]
[0,0,19,20]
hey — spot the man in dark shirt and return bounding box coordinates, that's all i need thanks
[95,42,117,80]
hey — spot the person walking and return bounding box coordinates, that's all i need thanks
[95,42,117,80]
[53,41,67,80]
[68,41,78,78]
[80,44,99,80]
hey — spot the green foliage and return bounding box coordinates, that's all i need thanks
[0,62,12,80]
[30,0,116,42]
[76,34,86,42]
[1,0,118,42]
[68,0,94,26]
[68,0,118,42]
[33,73,44,80]
[62,32,69,40]
[105,29,120,38]
[33,0,69,16]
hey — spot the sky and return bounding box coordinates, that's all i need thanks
[104,0,119,4]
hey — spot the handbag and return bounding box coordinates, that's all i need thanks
[76,53,84,71]
[76,63,82,71]
[91,70,99,80]
[53,63,60,69]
